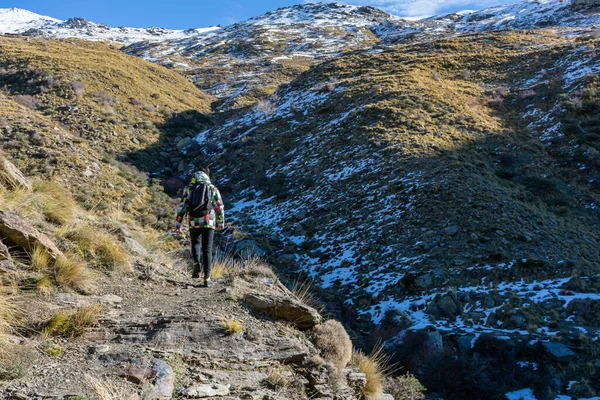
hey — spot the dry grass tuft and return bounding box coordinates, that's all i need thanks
[210,251,232,279]
[60,224,129,271]
[265,366,291,388]
[85,374,130,400]
[30,245,50,272]
[222,319,243,335]
[54,253,96,293]
[33,180,78,225]
[0,285,18,337]
[43,304,102,338]
[352,344,393,399]
[292,279,322,312]
[35,275,54,295]
[244,256,276,279]
[312,320,353,376]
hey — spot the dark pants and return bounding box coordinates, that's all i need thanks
[189,228,214,279]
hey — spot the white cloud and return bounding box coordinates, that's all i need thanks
[303,0,515,18]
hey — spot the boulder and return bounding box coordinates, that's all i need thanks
[346,371,367,394]
[245,292,322,330]
[542,342,577,363]
[124,237,148,256]
[424,331,444,352]
[122,358,174,398]
[0,210,62,258]
[234,240,266,258]
[0,240,14,273]
[186,384,230,398]
[0,155,31,190]
[457,335,475,355]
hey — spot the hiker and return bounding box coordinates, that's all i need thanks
[175,168,225,287]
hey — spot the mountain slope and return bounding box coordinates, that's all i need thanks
[124,3,440,110]
[431,0,600,31]
[0,8,219,45]
[0,8,59,33]
[176,29,600,398]
[0,36,214,223]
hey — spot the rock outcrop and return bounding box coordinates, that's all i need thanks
[245,292,323,330]
[122,358,175,398]
[0,154,31,190]
[542,342,577,362]
[0,210,62,258]
[0,240,14,273]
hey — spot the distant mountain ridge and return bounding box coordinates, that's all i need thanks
[0,7,220,45]
[431,0,600,31]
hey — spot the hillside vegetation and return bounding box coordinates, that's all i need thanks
[1,2,600,399]
[0,36,382,400]
[185,29,600,398]
[0,37,214,224]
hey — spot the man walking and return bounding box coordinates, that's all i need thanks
[175,168,225,287]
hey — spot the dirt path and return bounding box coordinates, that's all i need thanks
[1,254,316,399]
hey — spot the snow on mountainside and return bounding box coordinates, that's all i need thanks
[432,0,600,31]
[124,2,439,110]
[0,7,59,33]
[0,8,219,45]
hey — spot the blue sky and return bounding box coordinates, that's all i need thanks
[2,0,514,28]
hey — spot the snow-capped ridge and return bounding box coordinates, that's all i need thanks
[0,7,59,34]
[429,0,600,31]
[0,7,220,45]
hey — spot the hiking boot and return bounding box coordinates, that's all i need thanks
[192,263,200,279]
[204,278,213,288]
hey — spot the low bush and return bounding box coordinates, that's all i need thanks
[12,94,39,109]
[389,373,426,400]
[222,319,243,335]
[312,320,353,376]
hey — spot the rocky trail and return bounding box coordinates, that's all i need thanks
[1,244,364,400]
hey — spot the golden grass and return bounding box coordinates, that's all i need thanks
[30,245,50,272]
[265,366,291,388]
[292,279,322,312]
[0,185,43,222]
[43,344,63,357]
[244,256,276,279]
[43,304,102,338]
[352,345,393,400]
[0,285,18,337]
[36,275,54,295]
[85,374,129,400]
[59,224,129,271]
[54,253,96,293]
[222,319,243,335]
[0,178,77,227]
[0,37,213,130]
[32,180,78,226]
[210,250,235,279]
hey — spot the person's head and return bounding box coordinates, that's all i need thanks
[191,167,210,184]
